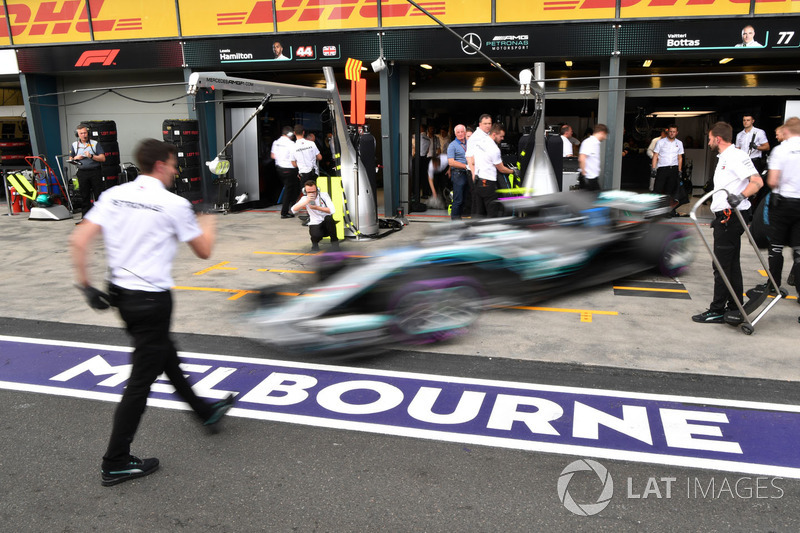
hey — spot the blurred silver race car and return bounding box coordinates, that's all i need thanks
[246,191,692,353]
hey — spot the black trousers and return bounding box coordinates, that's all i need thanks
[299,170,317,183]
[767,194,800,289]
[472,178,501,218]
[710,211,746,312]
[654,166,679,202]
[77,167,103,217]
[309,215,339,244]
[102,287,213,469]
[278,166,300,216]
[579,175,600,192]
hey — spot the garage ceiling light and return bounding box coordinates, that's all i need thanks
[647,111,715,118]
[420,64,433,70]
[719,58,734,64]
[565,60,573,67]
[643,59,652,67]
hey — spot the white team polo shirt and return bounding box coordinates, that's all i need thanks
[472,134,502,181]
[767,136,800,198]
[653,137,684,167]
[271,135,296,168]
[294,138,321,174]
[561,135,573,157]
[710,145,757,213]
[291,191,336,225]
[735,127,768,160]
[579,135,602,179]
[85,175,202,292]
[465,128,488,159]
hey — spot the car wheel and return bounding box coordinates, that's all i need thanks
[390,277,482,343]
[643,224,693,277]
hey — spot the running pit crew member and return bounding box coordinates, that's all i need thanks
[70,139,234,486]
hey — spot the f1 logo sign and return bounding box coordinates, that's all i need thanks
[74,49,120,67]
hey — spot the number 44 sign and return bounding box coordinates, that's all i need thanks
[296,46,316,59]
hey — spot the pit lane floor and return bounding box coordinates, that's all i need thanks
[2,204,800,531]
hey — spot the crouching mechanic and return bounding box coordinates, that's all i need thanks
[692,122,763,324]
[292,180,340,252]
[70,139,235,487]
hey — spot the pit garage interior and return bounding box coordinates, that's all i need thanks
[213,55,798,213]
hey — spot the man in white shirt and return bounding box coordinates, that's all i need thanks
[472,123,515,218]
[765,116,800,301]
[578,123,608,191]
[292,125,322,181]
[427,153,449,207]
[466,114,492,178]
[735,115,770,175]
[692,122,763,324]
[651,124,684,215]
[292,180,339,252]
[70,139,234,486]
[271,126,298,218]
[646,128,666,159]
[561,124,576,158]
[735,25,763,47]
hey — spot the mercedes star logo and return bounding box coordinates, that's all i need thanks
[461,33,481,55]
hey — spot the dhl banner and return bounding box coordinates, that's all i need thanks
[180,0,275,37]
[202,0,493,33]
[2,0,179,45]
[755,0,800,15]
[3,1,800,48]
[380,0,491,28]
[274,0,378,32]
[620,0,750,19]
[497,0,615,23]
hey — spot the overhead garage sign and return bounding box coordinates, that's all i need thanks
[2,335,800,479]
[16,41,183,73]
[618,17,800,55]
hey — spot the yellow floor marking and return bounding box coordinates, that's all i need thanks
[254,251,321,256]
[613,286,689,293]
[758,269,767,277]
[254,251,371,258]
[257,268,316,274]
[193,261,238,276]
[500,305,619,322]
[172,286,259,300]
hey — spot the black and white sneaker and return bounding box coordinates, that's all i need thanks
[203,394,235,433]
[101,456,159,487]
[691,309,725,324]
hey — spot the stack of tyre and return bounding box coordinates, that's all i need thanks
[0,140,32,167]
[162,119,202,205]
[81,120,121,189]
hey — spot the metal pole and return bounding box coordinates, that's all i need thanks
[401,0,524,88]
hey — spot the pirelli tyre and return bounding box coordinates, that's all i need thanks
[389,276,483,343]
[101,163,121,177]
[102,175,119,189]
[176,141,200,168]
[0,140,32,154]
[83,120,117,142]
[641,224,693,278]
[162,119,199,142]
[99,141,120,165]
[179,165,201,181]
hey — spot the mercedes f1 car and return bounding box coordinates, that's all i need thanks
[245,191,692,353]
